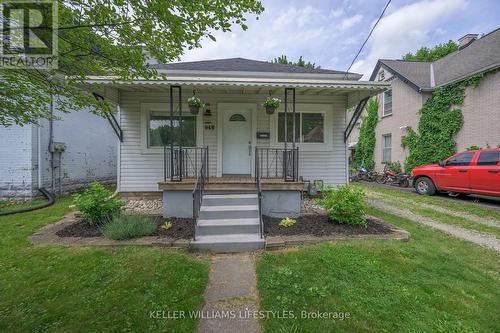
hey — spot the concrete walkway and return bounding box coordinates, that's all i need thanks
[368,199,500,252]
[197,254,260,333]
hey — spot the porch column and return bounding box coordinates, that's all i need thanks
[284,87,296,181]
[170,85,182,181]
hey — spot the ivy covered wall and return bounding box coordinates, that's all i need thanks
[353,99,378,169]
[402,72,493,171]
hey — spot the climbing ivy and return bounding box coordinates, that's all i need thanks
[354,99,378,169]
[402,71,495,171]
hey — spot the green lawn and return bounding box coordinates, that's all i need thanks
[0,196,209,332]
[363,184,500,221]
[257,207,500,332]
[368,190,500,238]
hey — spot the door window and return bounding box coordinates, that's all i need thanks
[446,152,474,166]
[477,151,500,166]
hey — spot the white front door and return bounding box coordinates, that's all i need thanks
[222,109,252,175]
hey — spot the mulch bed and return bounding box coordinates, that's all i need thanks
[55,216,195,240]
[263,213,393,237]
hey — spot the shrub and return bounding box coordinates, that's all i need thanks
[386,161,403,173]
[279,217,296,228]
[102,214,157,240]
[320,185,367,227]
[73,181,125,225]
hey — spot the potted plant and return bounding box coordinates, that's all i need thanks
[187,96,203,114]
[263,96,281,115]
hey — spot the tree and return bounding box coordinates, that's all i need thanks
[0,0,264,126]
[353,99,378,170]
[402,40,458,61]
[272,55,320,69]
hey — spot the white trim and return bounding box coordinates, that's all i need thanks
[382,89,393,117]
[216,103,257,177]
[139,102,203,154]
[86,77,389,89]
[117,103,121,192]
[269,103,333,152]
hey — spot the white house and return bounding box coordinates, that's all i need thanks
[89,57,387,251]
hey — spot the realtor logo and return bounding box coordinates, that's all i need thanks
[0,0,57,69]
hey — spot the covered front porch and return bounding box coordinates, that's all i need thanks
[89,67,387,251]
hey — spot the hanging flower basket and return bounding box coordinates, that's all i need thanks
[263,97,281,115]
[188,96,202,115]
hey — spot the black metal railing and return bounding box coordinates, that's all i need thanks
[255,147,264,239]
[255,147,299,182]
[163,147,207,181]
[191,146,209,241]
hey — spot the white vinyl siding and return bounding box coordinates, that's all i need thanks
[118,92,348,192]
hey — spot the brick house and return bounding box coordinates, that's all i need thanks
[348,27,500,171]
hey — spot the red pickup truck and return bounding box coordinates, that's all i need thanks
[411,149,500,197]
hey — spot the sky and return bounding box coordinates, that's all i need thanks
[179,0,500,79]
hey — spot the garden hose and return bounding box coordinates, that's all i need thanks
[0,188,55,216]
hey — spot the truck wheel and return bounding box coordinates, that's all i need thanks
[414,177,436,195]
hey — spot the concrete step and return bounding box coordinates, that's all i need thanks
[196,218,261,236]
[203,193,258,206]
[192,234,265,253]
[199,205,259,220]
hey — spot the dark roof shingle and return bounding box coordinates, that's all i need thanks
[371,27,500,89]
[151,57,355,75]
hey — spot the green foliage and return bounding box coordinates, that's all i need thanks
[0,196,209,332]
[320,185,367,227]
[263,96,281,109]
[0,1,264,126]
[386,161,402,173]
[272,55,320,69]
[279,217,296,228]
[73,182,125,225]
[403,40,458,61]
[161,221,173,230]
[187,96,202,108]
[465,145,481,151]
[102,214,157,240]
[354,99,379,169]
[401,72,495,171]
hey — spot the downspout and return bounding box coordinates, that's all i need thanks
[49,95,55,192]
[37,124,42,191]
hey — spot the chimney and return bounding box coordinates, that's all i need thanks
[458,33,479,49]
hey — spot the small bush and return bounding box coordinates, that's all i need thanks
[320,185,367,227]
[102,214,157,240]
[161,221,173,230]
[279,217,296,228]
[386,161,403,173]
[73,181,125,225]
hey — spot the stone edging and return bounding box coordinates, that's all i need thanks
[29,212,410,250]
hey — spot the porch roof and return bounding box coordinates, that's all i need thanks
[88,75,389,108]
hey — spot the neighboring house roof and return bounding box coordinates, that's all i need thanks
[152,57,362,78]
[370,27,500,91]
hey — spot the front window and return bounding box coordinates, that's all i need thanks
[278,112,324,143]
[446,152,474,166]
[148,111,197,147]
[383,90,392,116]
[382,134,392,162]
